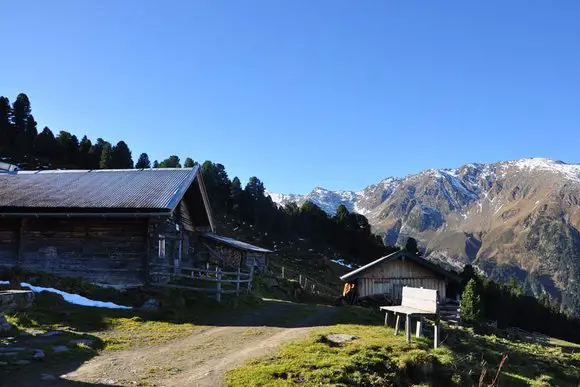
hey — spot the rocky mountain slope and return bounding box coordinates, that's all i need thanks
[269,158,580,314]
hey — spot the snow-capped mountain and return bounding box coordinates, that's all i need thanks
[268,158,580,314]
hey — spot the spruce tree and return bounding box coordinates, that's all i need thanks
[159,155,181,168]
[0,97,12,152]
[460,278,482,323]
[404,237,420,255]
[33,127,57,161]
[111,141,133,168]
[135,153,151,168]
[99,142,113,169]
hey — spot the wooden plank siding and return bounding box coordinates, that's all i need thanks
[18,218,148,286]
[0,219,19,267]
[357,258,447,302]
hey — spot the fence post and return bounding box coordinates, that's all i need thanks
[216,267,221,303]
[299,274,302,286]
[248,266,254,293]
[281,266,285,279]
[236,267,241,296]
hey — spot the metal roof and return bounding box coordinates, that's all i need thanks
[0,167,200,213]
[202,233,273,253]
[340,250,461,282]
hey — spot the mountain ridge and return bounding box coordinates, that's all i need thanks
[267,158,580,315]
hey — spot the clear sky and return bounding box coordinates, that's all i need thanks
[2,1,579,194]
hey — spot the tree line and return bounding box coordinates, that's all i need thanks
[460,266,580,344]
[0,93,394,266]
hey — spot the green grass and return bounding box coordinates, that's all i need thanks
[226,310,580,387]
[5,288,262,351]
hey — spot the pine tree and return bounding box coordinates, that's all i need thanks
[229,177,243,214]
[159,155,181,168]
[152,160,159,168]
[184,157,195,168]
[135,153,151,169]
[56,131,79,166]
[460,278,482,323]
[99,142,113,169]
[404,237,420,255]
[111,141,133,168]
[33,127,57,161]
[335,205,349,224]
[78,135,93,168]
[0,96,13,152]
[245,176,265,199]
[12,94,35,156]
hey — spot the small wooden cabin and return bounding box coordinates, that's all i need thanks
[0,167,270,287]
[198,233,272,273]
[340,251,460,304]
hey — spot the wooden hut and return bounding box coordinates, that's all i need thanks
[199,233,272,273]
[340,251,460,304]
[0,166,269,288]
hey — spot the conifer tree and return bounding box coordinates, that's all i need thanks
[184,157,195,168]
[404,237,420,255]
[111,141,133,168]
[159,155,181,168]
[460,278,482,323]
[135,153,151,169]
[99,142,113,169]
[0,96,12,151]
[152,160,159,168]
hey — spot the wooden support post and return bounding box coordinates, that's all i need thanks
[304,278,307,289]
[384,311,390,326]
[405,315,411,344]
[394,314,400,335]
[416,317,423,338]
[433,319,440,349]
[299,274,302,286]
[236,267,241,296]
[215,267,221,303]
[205,262,209,278]
[248,266,254,293]
[281,266,285,279]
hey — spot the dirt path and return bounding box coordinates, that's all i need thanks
[55,301,336,387]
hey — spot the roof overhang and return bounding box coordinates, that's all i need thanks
[202,233,272,253]
[340,251,461,282]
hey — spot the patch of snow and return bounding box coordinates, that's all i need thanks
[0,281,131,309]
[509,158,580,182]
[330,259,353,269]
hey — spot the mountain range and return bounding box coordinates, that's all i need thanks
[268,158,580,315]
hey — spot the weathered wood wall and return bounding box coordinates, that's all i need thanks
[0,219,19,268]
[357,258,447,302]
[1,217,149,286]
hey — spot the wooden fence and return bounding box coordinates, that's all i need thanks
[277,266,341,297]
[150,264,253,302]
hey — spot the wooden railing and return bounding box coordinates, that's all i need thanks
[150,264,253,302]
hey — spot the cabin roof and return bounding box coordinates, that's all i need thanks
[202,233,273,253]
[340,250,461,282]
[0,167,214,229]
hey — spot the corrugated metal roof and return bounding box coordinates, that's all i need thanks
[340,251,461,282]
[202,233,273,253]
[0,167,199,212]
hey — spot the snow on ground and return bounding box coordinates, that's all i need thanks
[0,281,131,309]
[330,259,353,269]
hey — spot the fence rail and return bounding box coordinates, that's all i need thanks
[150,264,253,302]
[275,265,341,297]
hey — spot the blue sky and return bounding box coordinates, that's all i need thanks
[2,1,579,194]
